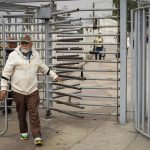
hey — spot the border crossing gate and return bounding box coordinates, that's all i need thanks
[0,0,127,134]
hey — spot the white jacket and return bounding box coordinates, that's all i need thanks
[1,46,58,95]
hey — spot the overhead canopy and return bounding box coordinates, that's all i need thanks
[0,0,50,2]
[0,0,79,14]
[0,2,38,11]
[1,0,78,2]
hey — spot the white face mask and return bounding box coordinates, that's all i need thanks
[21,48,30,53]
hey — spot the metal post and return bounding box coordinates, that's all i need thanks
[93,1,95,33]
[141,9,146,131]
[45,19,53,118]
[148,8,150,134]
[133,10,138,128]
[120,0,127,124]
[137,9,142,129]
[45,1,54,118]
[45,19,50,117]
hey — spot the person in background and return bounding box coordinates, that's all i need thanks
[127,35,130,56]
[0,34,63,146]
[94,35,104,60]
[1,37,18,114]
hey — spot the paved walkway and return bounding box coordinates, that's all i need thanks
[0,52,150,150]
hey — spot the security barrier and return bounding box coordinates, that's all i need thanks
[131,6,150,138]
[0,0,128,134]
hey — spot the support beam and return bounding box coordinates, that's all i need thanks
[1,0,50,2]
[0,2,37,11]
[3,0,78,2]
[120,0,127,124]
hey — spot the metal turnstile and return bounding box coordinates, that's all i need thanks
[0,0,128,134]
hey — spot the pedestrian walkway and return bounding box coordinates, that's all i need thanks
[0,51,150,150]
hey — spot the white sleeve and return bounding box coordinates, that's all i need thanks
[38,53,58,79]
[1,54,15,90]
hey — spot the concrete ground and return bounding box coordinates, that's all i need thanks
[0,51,150,150]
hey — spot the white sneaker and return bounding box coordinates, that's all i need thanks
[34,137,44,145]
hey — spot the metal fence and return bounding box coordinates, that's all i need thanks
[131,6,150,138]
[0,0,127,134]
[48,1,121,120]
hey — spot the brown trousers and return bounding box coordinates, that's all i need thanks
[12,90,41,138]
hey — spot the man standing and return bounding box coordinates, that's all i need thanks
[0,34,63,145]
[1,37,18,114]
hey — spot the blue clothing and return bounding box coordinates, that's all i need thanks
[95,46,103,60]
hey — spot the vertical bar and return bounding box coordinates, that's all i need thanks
[7,13,11,38]
[49,1,54,108]
[131,10,135,124]
[137,10,142,129]
[133,10,138,128]
[37,19,40,48]
[142,9,146,131]
[45,1,53,118]
[1,16,6,65]
[116,4,120,120]
[45,19,52,115]
[131,9,134,120]
[120,0,127,124]
[15,17,17,38]
[49,20,53,107]
[93,2,95,34]
[148,8,150,134]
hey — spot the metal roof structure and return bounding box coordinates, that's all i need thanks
[0,0,79,12]
[1,0,78,2]
[1,0,50,2]
[0,2,38,12]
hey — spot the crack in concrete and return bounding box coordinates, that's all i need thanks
[123,133,138,150]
